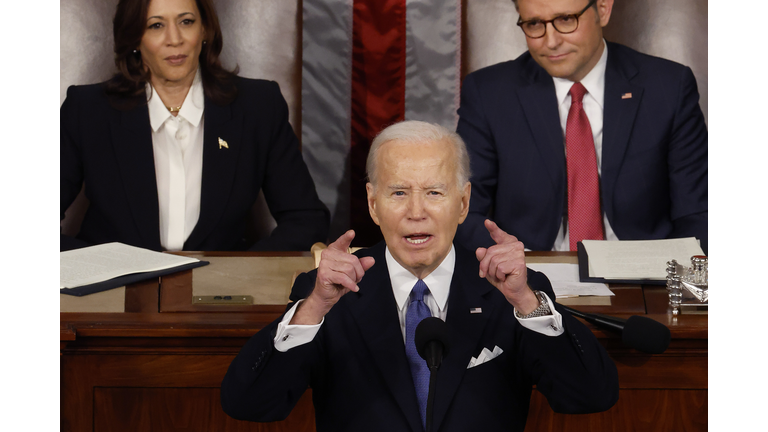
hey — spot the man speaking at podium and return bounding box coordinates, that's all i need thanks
[221,121,618,431]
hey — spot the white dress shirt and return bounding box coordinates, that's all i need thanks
[551,40,619,251]
[146,70,205,251]
[273,245,563,352]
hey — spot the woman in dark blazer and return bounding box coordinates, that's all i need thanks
[60,0,329,252]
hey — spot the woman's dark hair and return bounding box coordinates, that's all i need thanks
[105,0,238,108]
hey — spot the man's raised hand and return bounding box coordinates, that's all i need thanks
[290,230,375,325]
[475,220,539,314]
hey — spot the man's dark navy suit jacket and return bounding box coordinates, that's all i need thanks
[221,242,619,432]
[456,42,708,253]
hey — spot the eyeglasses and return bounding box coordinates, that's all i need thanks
[516,0,597,39]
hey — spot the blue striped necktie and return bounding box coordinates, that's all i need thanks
[405,279,432,431]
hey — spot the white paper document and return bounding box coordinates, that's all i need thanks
[582,237,704,280]
[60,242,201,289]
[526,263,614,298]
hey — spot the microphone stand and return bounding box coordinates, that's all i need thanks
[424,342,442,432]
[426,363,437,432]
[427,367,437,432]
[415,318,452,432]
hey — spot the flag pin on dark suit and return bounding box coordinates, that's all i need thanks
[218,137,229,149]
[470,307,482,314]
[621,92,632,99]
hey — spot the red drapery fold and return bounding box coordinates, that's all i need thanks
[350,0,407,247]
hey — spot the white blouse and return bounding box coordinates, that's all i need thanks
[146,70,204,251]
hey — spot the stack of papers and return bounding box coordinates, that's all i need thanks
[527,263,614,305]
[581,237,704,281]
[61,242,206,295]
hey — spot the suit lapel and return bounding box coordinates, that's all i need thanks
[349,245,424,432]
[111,102,162,249]
[432,247,496,432]
[184,97,243,248]
[517,61,566,192]
[602,43,643,222]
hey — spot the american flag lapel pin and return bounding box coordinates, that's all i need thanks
[470,307,482,314]
[621,92,632,99]
[218,137,229,149]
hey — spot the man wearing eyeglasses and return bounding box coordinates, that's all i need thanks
[455,0,708,255]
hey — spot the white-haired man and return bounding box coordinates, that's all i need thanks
[222,120,618,432]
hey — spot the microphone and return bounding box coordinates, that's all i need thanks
[559,305,671,354]
[415,317,454,432]
[415,317,453,370]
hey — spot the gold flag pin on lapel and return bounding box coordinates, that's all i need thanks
[218,137,229,149]
[621,92,632,99]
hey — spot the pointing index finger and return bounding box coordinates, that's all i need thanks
[328,230,355,252]
[484,219,513,245]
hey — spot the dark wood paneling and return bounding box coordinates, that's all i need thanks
[60,312,284,338]
[62,352,317,432]
[94,388,315,432]
[125,279,160,312]
[612,346,707,390]
[525,389,707,432]
[60,333,706,431]
[62,252,707,431]
[159,270,196,311]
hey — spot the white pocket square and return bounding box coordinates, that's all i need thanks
[467,345,503,369]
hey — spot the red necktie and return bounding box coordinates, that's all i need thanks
[566,82,604,251]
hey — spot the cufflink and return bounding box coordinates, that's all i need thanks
[218,137,229,149]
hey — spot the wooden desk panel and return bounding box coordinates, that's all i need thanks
[161,252,314,312]
[61,253,707,431]
[60,287,127,313]
[62,341,314,431]
[94,388,315,432]
[527,388,707,432]
[61,312,706,431]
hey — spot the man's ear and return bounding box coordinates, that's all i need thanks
[597,0,614,27]
[458,182,471,224]
[366,183,381,226]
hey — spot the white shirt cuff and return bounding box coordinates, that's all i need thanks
[514,293,564,337]
[273,299,324,352]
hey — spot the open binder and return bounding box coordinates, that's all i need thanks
[576,242,666,286]
[60,260,209,296]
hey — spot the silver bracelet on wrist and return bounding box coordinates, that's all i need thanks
[515,290,552,319]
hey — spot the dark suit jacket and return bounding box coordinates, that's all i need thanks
[221,242,619,432]
[455,42,708,253]
[60,77,329,252]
